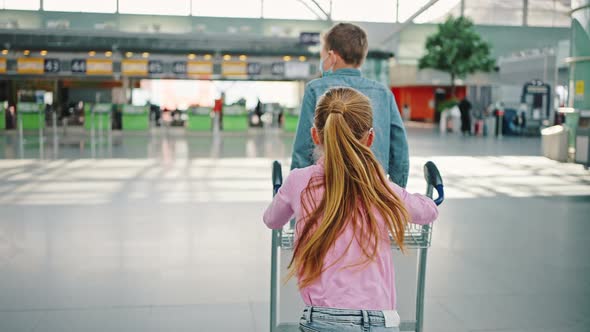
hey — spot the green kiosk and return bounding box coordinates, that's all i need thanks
[122,105,149,131]
[187,107,213,131]
[223,104,248,132]
[0,104,5,130]
[17,102,44,130]
[85,104,112,130]
[284,114,299,132]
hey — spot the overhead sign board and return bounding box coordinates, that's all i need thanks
[271,62,285,76]
[71,59,87,73]
[86,59,113,75]
[148,60,164,74]
[222,62,247,76]
[187,61,213,76]
[172,61,187,74]
[247,62,262,75]
[44,59,60,73]
[122,59,148,76]
[9,56,312,79]
[17,58,44,74]
[285,62,310,79]
[300,32,321,45]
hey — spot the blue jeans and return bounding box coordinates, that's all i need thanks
[299,306,401,332]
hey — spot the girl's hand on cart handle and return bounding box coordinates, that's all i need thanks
[272,161,283,196]
[424,161,444,206]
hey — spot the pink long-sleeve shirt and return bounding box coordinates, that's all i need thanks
[263,161,438,310]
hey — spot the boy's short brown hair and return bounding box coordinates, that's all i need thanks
[323,23,369,67]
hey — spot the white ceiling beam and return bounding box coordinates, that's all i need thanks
[381,0,441,44]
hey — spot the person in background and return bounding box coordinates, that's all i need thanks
[264,87,438,332]
[77,101,85,125]
[213,93,225,131]
[459,98,472,136]
[44,103,52,126]
[291,23,409,187]
[254,98,264,127]
[6,105,15,129]
[402,103,411,122]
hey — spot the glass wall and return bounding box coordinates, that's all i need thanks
[119,0,191,16]
[1,0,39,10]
[0,0,573,27]
[43,0,117,13]
[332,0,397,23]
[528,0,571,27]
[414,0,571,27]
[262,0,321,20]
[464,0,524,26]
[414,0,462,23]
[192,0,261,18]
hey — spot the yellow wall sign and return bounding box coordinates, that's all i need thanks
[187,61,213,76]
[17,58,44,74]
[122,59,148,76]
[222,62,247,76]
[0,58,6,73]
[575,80,585,96]
[87,59,113,75]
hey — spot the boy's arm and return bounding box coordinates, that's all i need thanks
[388,92,410,188]
[291,85,316,170]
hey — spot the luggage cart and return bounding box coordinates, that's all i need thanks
[269,161,444,332]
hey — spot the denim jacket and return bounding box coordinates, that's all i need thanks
[290,68,409,187]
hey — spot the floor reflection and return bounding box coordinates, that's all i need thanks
[0,155,588,206]
[0,127,295,160]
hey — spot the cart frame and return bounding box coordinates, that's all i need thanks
[269,161,444,332]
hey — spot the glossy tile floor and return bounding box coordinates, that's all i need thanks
[0,126,589,332]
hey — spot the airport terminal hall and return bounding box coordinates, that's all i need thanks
[1,0,590,331]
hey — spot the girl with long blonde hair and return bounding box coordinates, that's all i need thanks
[264,87,438,332]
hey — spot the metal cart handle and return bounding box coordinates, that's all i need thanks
[270,160,283,332]
[415,161,443,332]
[270,161,443,332]
[423,161,444,206]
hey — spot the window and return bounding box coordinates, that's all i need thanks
[43,0,117,13]
[397,0,431,22]
[414,0,461,24]
[528,0,571,27]
[119,0,191,16]
[2,0,39,10]
[192,0,261,18]
[464,0,524,26]
[263,0,322,20]
[332,0,396,23]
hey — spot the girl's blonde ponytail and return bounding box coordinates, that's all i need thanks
[289,87,410,288]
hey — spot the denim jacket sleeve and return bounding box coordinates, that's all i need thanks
[388,92,409,188]
[291,84,316,170]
